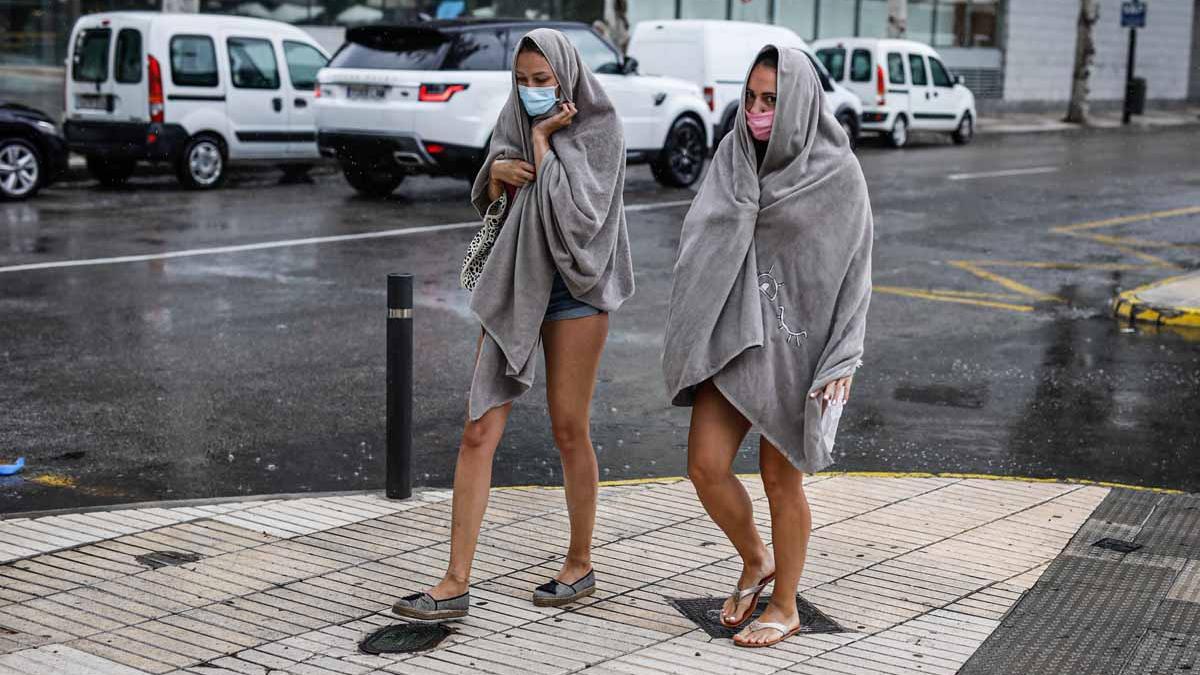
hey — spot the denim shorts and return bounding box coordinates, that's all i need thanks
[544,271,602,322]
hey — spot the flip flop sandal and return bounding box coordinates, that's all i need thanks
[720,572,776,627]
[391,590,469,621]
[532,568,596,607]
[733,619,802,648]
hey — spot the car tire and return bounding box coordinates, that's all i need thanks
[837,110,860,151]
[952,112,974,145]
[651,116,706,188]
[176,135,227,190]
[0,138,43,201]
[86,154,136,187]
[887,114,909,149]
[342,161,404,197]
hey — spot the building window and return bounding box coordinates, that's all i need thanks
[680,0,725,19]
[817,0,856,38]
[778,0,817,40]
[732,0,771,24]
[930,0,999,47]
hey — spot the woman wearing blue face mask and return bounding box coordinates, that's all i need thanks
[391,29,633,621]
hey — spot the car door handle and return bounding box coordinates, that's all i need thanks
[294,98,307,109]
[925,92,931,99]
[272,97,282,112]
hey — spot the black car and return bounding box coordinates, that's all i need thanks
[0,102,70,200]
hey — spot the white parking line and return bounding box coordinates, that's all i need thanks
[947,166,1060,181]
[0,198,694,275]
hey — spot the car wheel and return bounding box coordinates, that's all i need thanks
[0,138,42,201]
[952,112,974,145]
[652,116,706,188]
[837,110,860,151]
[342,161,404,197]
[177,135,227,189]
[86,154,136,187]
[888,115,909,149]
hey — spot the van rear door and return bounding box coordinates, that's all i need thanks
[67,15,151,123]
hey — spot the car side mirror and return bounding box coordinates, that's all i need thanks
[622,57,639,75]
[953,74,965,86]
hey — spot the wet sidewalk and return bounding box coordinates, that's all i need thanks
[979,106,1200,135]
[0,474,1178,674]
[1114,271,1200,328]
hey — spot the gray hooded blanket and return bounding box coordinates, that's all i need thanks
[661,45,873,473]
[467,28,635,421]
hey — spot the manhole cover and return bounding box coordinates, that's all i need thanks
[359,623,451,654]
[667,594,845,639]
[1093,538,1143,553]
[134,550,203,569]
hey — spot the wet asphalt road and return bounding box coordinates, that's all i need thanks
[2,127,1199,513]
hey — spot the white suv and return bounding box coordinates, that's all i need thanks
[628,20,863,150]
[314,20,712,196]
[813,38,975,148]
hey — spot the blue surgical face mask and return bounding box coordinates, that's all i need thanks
[518,85,558,116]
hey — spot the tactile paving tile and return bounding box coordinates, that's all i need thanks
[1088,488,1163,526]
[1120,630,1200,674]
[1136,494,1200,556]
[666,594,844,640]
[1150,600,1200,635]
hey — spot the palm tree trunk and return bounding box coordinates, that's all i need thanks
[1066,0,1101,124]
[887,0,908,38]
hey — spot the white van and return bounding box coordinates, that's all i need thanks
[63,13,330,188]
[627,20,863,149]
[812,38,975,148]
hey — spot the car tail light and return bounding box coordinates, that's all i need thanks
[148,54,164,123]
[876,64,886,106]
[703,86,714,111]
[314,84,320,98]
[419,83,468,102]
[425,142,445,154]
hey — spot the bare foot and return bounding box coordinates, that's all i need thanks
[734,602,799,647]
[721,556,775,626]
[555,557,593,585]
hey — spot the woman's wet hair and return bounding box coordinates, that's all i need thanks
[753,48,779,71]
[518,37,544,55]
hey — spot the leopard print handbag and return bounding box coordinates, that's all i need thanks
[460,191,508,291]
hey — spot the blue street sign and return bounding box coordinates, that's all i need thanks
[1122,1,1147,28]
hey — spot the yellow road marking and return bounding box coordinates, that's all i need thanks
[954,259,1155,272]
[875,285,1034,312]
[501,471,1183,494]
[27,474,76,489]
[947,261,1063,302]
[1050,205,1200,233]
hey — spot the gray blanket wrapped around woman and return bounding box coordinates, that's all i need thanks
[466,28,635,421]
[662,45,873,473]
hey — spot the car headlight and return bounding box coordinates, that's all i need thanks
[34,120,60,136]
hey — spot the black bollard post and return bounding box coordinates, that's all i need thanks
[386,273,413,500]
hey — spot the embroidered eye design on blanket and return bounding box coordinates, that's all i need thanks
[758,265,807,346]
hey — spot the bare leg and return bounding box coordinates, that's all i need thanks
[426,332,514,599]
[687,381,775,625]
[736,436,811,645]
[541,313,608,582]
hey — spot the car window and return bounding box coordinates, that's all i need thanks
[849,48,871,82]
[328,32,448,70]
[228,37,280,89]
[886,52,905,85]
[115,29,142,83]
[816,48,845,82]
[561,28,621,74]
[73,28,111,82]
[803,53,833,93]
[907,53,928,86]
[443,28,506,71]
[929,57,953,87]
[170,35,219,87]
[284,41,327,89]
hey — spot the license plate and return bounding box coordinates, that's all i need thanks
[346,84,388,100]
[77,94,108,111]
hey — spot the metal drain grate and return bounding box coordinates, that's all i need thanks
[1093,538,1144,553]
[667,594,844,639]
[359,623,451,654]
[134,550,203,569]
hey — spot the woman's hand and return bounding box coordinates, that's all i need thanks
[810,376,853,414]
[532,102,577,139]
[490,158,536,189]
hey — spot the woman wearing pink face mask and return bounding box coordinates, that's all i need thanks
[662,46,873,648]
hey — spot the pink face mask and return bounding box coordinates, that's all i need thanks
[746,109,774,141]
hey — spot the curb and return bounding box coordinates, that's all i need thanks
[1113,272,1200,328]
[977,116,1200,137]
